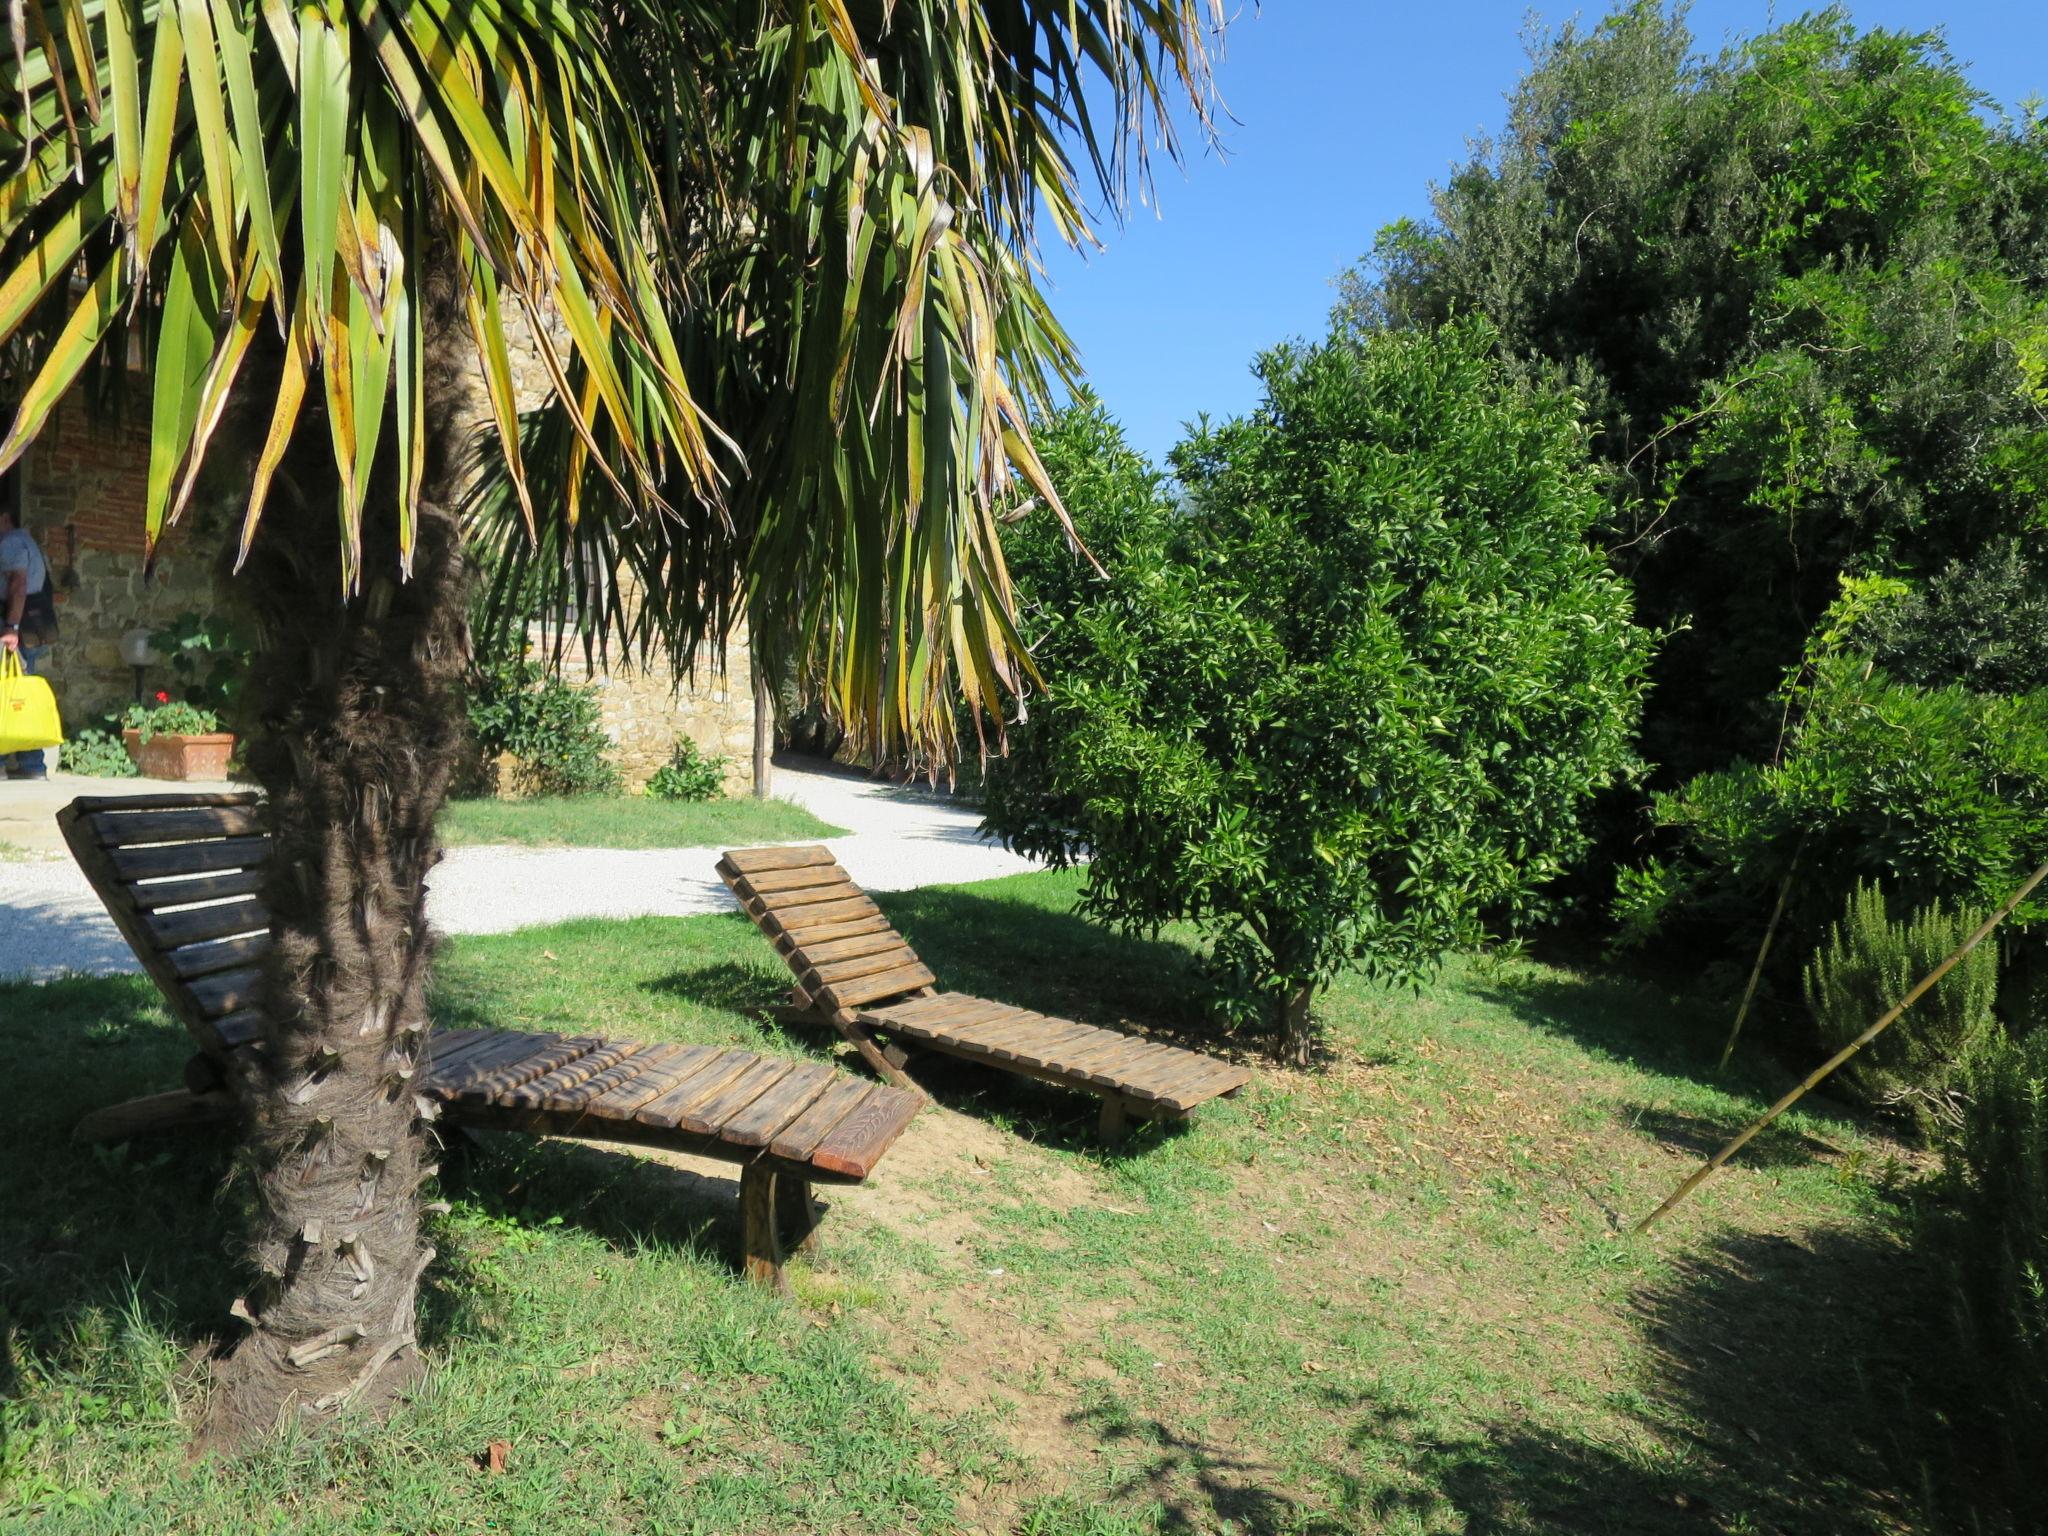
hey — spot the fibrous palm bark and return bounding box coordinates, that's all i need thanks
[203,273,473,1437]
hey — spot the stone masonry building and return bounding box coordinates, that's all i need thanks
[6,318,756,793]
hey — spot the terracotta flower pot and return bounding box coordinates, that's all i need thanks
[123,728,236,781]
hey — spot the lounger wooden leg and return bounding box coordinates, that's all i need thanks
[832,1012,921,1093]
[776,1174,822,1257]
[739,1165,788,1292]
[1097,1093,1129,1148]
[73,1088,235,1144]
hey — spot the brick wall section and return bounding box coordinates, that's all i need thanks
[18,401,214,726]
[17,313,756,788]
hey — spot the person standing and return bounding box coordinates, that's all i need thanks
[0,499,58,779]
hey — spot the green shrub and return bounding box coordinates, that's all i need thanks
[984,324,1652,1062]
[120,699,223,740]
[465,650,620,797]
[147,609,249,715]
[60,726,138,778]
[1803,881,2000,1123]
[1618,651,2048,1035]
[1946,1026,2048,1522]
[646,737,727,802]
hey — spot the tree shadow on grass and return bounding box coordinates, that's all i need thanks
[0,975,245,1434]
[1613,1102,1849,1170]
[1053,1222,2001,1535]
[1353,1224,1992,1536]
[432,1131,757,1298]
[1468,967,1870,1142]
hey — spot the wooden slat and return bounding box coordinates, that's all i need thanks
[1046,1027,1148,1076]
[188,966,265,1019]
[872,994,987,1029]
[796,930,914,967]
[129,867,267,911]
[1056,1033,1166,1087]
[802,946,923,987]
[576,1043,710,1121]
[1148,1059,1254,1114]
[425,1027,490,1062]
[738,863,856,896]
[92,804,265,847]
[633,1049,759,1130]
[719,1061,839,1148]
[821,962,936,1009]
[721,845,835,875]
[425,1029,518,1077]
[69,791,258,813]
[768,1078,876,1164]
[755,883,868,919]
[146,896,268,950]
[808,1085,923,1179]
[501,1042,640,1110]
[430,1032,591,1099]
[775,913,895,949]
[978,1016,1103,1066]
[679,1057,795,1137]
[109,836,269,881]
[168,930,272,981]
[426,1030,558,1096]
[758,892,880,927]
[1116,1043,1235,1103]
[214,1009,265,1050]
[930,1010,1075,1059]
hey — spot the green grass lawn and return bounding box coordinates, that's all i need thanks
[0,870,1981,1533]
[437,793,844,850]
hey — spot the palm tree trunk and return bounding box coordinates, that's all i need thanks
[203,268,472,1445]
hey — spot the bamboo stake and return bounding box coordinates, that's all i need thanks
[1635,856,2048,1235]
[1717,849,1801,1072]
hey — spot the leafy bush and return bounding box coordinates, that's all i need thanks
[121,698,223,740]
[1865,540,2048,696]
[984,325,1651,1061]
[1618,650,2048,1033]
[60,726,138,778]
[464,650,621,797]
[1803,881,1999,1123]
[1348,4,2048,781]
[1945,1026,2048,1523]
[147,609,249,714]
[646,737,727,802]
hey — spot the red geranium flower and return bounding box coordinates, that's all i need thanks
[155,690,170,704]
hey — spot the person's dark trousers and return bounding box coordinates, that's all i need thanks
[3,644,51,777]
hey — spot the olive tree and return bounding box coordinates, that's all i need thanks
[984,323,1651,1062]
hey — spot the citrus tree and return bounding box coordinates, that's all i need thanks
[985,323,1651,1062]
[0,0,1219,1443]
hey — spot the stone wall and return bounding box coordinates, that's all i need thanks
[16,401,216,727]
[555,621,758,795]
[15,319,756,786]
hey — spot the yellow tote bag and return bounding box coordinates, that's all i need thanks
[0,650,63,752]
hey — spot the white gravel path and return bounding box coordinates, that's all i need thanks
[0,760,1038,980]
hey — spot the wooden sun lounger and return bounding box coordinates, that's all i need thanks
[59,793,923,1289]
[718,845,1252,1142]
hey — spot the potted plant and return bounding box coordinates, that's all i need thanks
[122,693,234,780]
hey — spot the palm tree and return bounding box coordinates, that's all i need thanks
[0,0,1218,1443]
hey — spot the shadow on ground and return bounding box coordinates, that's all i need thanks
[1054,1223,2001,1535]
[1469,967,1869,1142]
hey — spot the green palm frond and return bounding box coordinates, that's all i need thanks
[0,0,715,586]
[482,0,1223,768]
[0,0,1222,764]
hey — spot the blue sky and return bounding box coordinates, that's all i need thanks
[1038,1,2048,464]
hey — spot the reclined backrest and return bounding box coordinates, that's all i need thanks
[59,793,272,1058]
[717,846,936,1014]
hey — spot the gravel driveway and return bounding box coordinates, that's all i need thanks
[0,760,1039,980]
